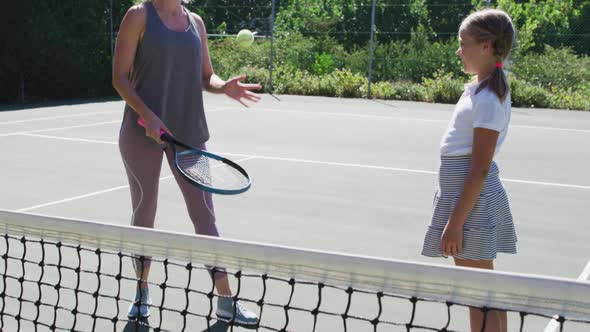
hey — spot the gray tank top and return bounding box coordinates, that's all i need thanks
[124,1,209,146]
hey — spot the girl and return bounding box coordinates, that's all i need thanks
[421,8,517,332]
[112,0,260,325]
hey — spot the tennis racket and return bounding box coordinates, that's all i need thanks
[138,118,251,195]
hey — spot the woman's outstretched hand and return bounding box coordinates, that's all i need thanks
[223,74,262,107]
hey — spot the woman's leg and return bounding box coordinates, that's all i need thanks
[164,144,233,295]
[165,143,258,325]
[453,258,507,332]
[119,116,164,288]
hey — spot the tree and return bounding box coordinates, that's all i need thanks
[187,0,273,35]
[0,0,135,103]
[493,0,581,54]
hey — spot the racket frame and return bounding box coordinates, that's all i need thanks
[161,134,251,195]
[137,118,251,194]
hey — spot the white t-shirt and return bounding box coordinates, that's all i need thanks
[440,81,511,157]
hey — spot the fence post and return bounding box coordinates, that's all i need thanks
[268,0,276,93]
[367,0,377,98]
[19,72,25,104]
[110,0,114,60]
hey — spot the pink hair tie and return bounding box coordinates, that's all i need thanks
[495,62,503,68]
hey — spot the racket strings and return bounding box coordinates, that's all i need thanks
[176,152,249,190]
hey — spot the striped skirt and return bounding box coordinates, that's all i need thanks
[421,155,517,260]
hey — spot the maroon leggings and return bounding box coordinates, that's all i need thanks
[119,115,224,279]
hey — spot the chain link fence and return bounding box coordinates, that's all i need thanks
[189,0,587,96]
[1,0,588,105]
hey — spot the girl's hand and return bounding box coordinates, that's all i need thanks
[142,112,170,145]
[441,222,464,257]
[223,74,262,107]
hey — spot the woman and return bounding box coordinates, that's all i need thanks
[112,0,260,325]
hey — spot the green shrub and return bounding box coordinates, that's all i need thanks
[312,52,336,76]
[208,35,587,110]
[510,78,552,108]
[344,46,370,76]
[370,81,428,102]
[208,37,272,80]
[391,82,429,102]
[210,29,466,88]
[333,69,368,98]
[346,29,464,83]
[550,88,590,111]
[241,65,270,89]
[386,29,464,83]
[371,81,397,100]
[511,46,590,92]
[267,67,367,98]
[422,71,465,104]
[317,73,338,96]
[274,33,318,72]
[321,41,348,70]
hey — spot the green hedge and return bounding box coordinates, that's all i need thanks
[240,64,588,111]
[346,30,465,83]
[510,78,552,108]
[423,71,465,104]
[209,33,588,111]
[2,2,587,112]
[511,46,590,92]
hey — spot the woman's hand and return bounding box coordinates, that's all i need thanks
[142,112,170,144]
[441,222,464,257]
[223,74,262,107]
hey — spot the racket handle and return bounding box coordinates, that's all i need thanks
[137,118,166,136]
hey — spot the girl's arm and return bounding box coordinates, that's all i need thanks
[441,128,499,256]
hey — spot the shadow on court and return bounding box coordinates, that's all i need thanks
[123,318,151,332]
[201,321,231,332]
[200,320,260,332]
[122,318,258,331]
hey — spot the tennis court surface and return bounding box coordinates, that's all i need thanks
[1,94,590,331]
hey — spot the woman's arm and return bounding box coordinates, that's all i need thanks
[441,128,499,257]
[191,13,261,106]
[191,13,225,92]
[112,5,167,143]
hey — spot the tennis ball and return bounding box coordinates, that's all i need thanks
[236,29,254,48]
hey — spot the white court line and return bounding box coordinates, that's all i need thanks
[16,156,257,212]
[220,153,438,175]
[252,108,590,133]
[15,183,155,213]
[0,109,230,137]
[16,133,590,190]
[543,260,590,332]
[0,110,121,125]
[0,120,121,137]
[513,125,590,133]
[580,261,590,280]
[223,154,590,190]
[253,108,449,123]
[21,133,117,145]
[0,105,232,127]
[500,178,590,190]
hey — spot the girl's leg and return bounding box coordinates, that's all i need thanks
[453,258,507,332]
[164,144,232,295]
[119,116,164,288]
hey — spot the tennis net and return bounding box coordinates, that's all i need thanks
[0,210,589,331]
